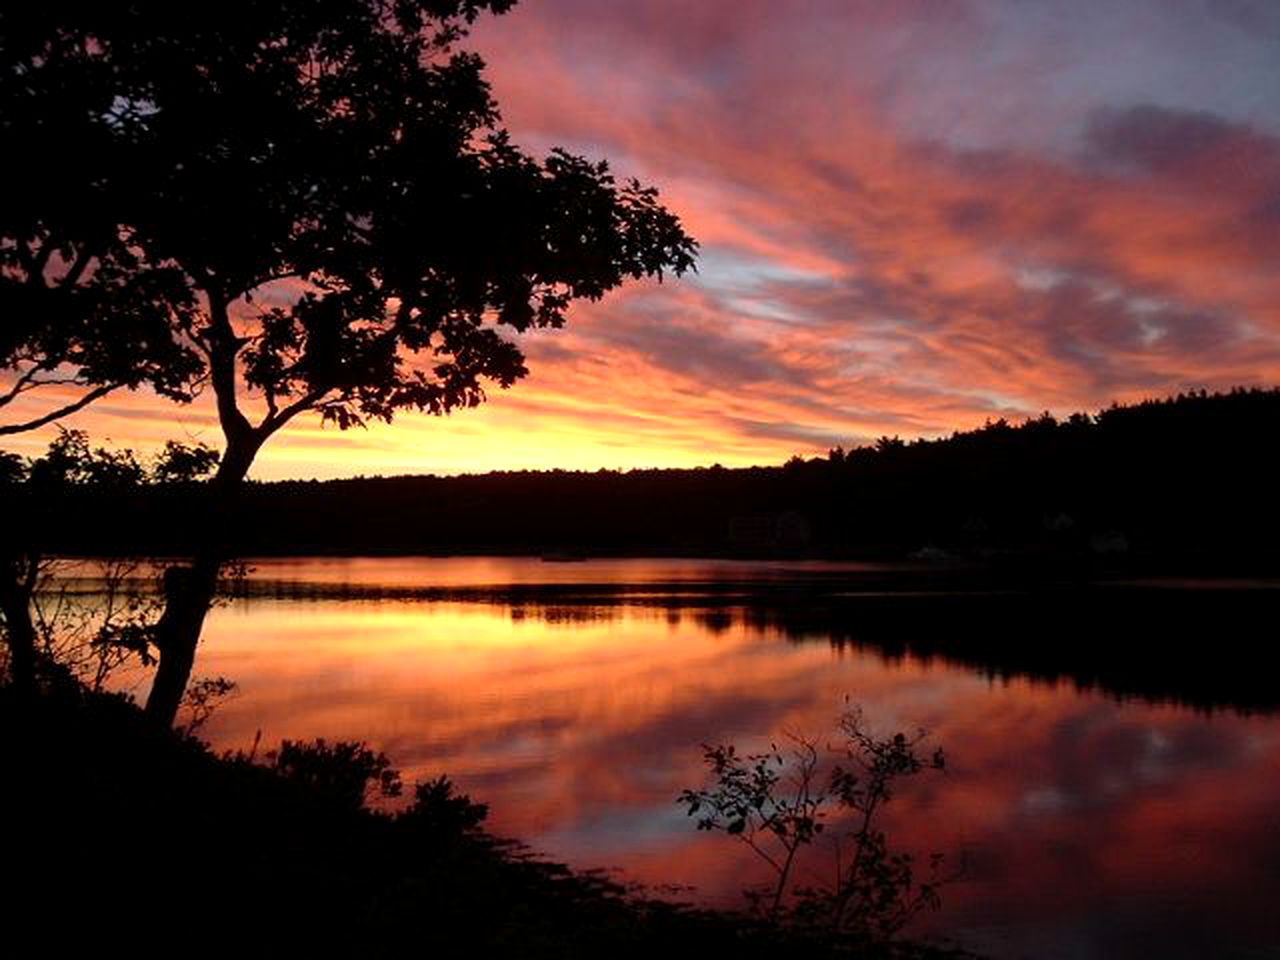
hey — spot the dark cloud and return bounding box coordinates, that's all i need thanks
[727,417,846,448]
[1084,104,1280,183]
[585,287,810,388]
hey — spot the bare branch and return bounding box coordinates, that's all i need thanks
[0,362,55,407]
[0,383,121,436]
[262,386,332,436]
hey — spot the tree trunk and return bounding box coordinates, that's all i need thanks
[0,565,38,693]
[144,434,259,726]
[143,557,221,724]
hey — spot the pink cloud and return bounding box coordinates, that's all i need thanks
[5,0,1278,476]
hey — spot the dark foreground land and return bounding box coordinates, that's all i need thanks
[3,682,973,959]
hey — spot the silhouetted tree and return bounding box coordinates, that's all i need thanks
[1,1,697,722]
[0,7,215,690]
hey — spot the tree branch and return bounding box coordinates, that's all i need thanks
[204,294,255,446]
[60,242,98,288]
[262,386,332,437]
[26,234,57,286]
[742,834,785,875]
[0,362,55,407]
[0,383,120,436]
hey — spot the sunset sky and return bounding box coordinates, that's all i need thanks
[7,0,1280,478]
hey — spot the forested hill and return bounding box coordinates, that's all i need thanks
[23,388,1280,567]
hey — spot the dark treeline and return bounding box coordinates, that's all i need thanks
[14,387,1280,569]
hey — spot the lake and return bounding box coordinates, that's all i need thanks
[108,557,1280,959]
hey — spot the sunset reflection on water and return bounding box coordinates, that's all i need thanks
[157,559,1280,959]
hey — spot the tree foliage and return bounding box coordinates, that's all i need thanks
[0,7,202,434]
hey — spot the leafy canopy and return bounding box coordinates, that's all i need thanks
[1,0,697,444]
[0,6,202,433]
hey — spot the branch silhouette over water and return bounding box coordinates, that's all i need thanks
[680,704,956,943]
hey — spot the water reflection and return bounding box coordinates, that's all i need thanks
[120,559,1280,958]
[235,563,1280,714]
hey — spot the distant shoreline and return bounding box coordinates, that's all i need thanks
[13,389,1280,576]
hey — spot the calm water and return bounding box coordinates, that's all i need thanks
[116,558,1280,959]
